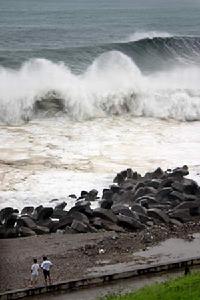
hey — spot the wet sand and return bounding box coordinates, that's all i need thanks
[1,223,200,293]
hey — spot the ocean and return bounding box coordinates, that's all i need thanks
[0,0,200,209]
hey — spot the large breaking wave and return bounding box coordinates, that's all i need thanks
[0,34,200,124]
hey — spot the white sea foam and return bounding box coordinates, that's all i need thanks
[0,116,200,210]
[0,50,200,124]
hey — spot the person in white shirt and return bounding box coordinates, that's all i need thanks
[40,256,53,285]
[30,258,40,287]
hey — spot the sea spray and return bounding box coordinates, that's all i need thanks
[0,51,200,124]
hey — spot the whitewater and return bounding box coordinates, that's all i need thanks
[0,50,200,124]
[0,0,200,210]
[0,49,200,210]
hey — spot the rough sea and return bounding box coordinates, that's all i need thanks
[0,0,200,209]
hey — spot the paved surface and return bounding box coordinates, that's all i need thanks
[88,233,200,276]
[1,230,200,293]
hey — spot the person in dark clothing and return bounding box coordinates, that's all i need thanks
[184,263,190,275]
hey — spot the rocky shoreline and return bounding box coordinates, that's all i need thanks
[0,165,200,239]
[1,165,200,292]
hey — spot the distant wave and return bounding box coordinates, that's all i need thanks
[1,35,200,72]
[111,36,200,65]
[0,51,200,124]
[125,31,172,42]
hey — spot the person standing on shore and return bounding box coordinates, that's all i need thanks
[40,256,53,286]
[30,258,40,287]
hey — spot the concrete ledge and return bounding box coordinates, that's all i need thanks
[1,256,200,299]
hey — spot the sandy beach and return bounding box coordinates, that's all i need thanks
[1,222,200,293]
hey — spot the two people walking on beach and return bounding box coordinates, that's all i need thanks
[31,256,53,287]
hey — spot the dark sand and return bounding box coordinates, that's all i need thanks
[1,222,200,293]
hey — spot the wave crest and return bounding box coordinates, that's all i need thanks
[125,31,172,42]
